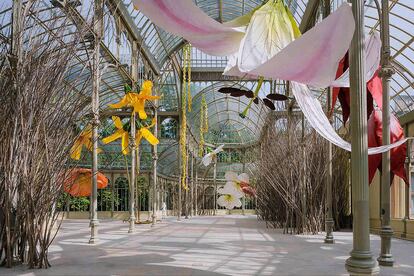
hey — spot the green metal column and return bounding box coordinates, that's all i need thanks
[89,0,103,244]
[152,106,158,227]
[128,112,136,233]
[323,0,334,244]
[345,0,379,274]
[213,161,217,215]
[325,87,334,244]
[242,150,246,215]
[378,0,394,266]
[403,136,411,238]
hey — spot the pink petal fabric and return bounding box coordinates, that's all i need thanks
[133,0,244,56]
[248,3,354,88]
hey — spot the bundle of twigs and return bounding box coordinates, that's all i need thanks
[0,1,94,268]
[254,114,350,234]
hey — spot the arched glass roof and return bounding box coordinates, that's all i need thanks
[1,0,413,152]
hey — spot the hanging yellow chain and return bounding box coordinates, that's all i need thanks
[199,94,208,157]
[180,45,191,190]
[187,44,192,112]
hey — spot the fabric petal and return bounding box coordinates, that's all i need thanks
[238,173,250,185]
[225,171,238,182]
[133,0,244,56]
[136,100,148,120]
[102,129,124,144]
[213,144,225,154]
[248,3,354,88]
[109,95,129,109]
[237,0,295,73]
[112,116,123,129]
[202,153,213,167]
[70,140,83,160]
[121,133,129,155]
[140,128,159,145]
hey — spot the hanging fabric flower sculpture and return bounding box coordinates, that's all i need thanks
[64,168,108,197]
[202,144,224,167]
[135,0,408,155]
[217,171,256,210]
[109,80,160,119]
[102,116,159,155]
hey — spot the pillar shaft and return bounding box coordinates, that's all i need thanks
[345,0,379,274]
[213,161,217,215]
[322,0,334,244]
[405,138,411,221]
[89,0,103,244]
[242,155,246,215]
[128,112,136,233]
[152,107,158,226]
[191,154,194,216]
[178,151,182,221]
[378,0,394,266]
[301,115,307,232]
[184,146,189,219]
[325,87,334,243]
[195,167,198,216]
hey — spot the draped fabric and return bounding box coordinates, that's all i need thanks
[133,0,245,56]
[331,32,381,88]
[291,82,408,154]
[331,32,383,124]
[368,111,408,185]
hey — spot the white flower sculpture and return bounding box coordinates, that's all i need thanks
[217,194,242,210]
[202,144,224,167]
[217,171,256,210]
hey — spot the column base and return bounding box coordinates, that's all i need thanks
[324,236,334,244]
[151,214,156,227]
[89,219,99,244]
[377,255,394,266]
[128,217,136,233]
[346,250,379,275]
[324,219,335,244]
[378,226,394,266]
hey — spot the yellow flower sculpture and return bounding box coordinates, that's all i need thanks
[70,125,101,160]
[109,80,160,120]
[102,116,159,155]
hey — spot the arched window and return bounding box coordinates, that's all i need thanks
[119,31,132,73]
[103,7,117,55]
[114,176,129,211]
[160,117,178,139]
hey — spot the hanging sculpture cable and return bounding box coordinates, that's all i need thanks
[180,44,192,190]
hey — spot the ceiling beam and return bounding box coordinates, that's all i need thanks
[299,0,320,33]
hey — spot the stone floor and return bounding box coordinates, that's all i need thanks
[1,215,414,275]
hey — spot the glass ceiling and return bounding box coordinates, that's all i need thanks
[1,0,413,160]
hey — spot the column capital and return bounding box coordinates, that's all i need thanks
[91,117,101,126]
[378,65,395,79]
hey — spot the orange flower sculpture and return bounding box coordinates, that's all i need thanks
[64,168,108,197]
[109,80,160,119]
